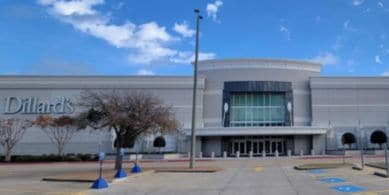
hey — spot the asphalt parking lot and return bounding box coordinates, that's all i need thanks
[2,156,389,195]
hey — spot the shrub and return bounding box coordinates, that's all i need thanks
[341,132,356,149]
[153,136,166,148]
[371,130,387,148]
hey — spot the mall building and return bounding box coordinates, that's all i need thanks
[1,58,389,156]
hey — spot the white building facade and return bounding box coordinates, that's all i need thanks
[1,58,389,156]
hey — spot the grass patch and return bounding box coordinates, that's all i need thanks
[294,163,354,170]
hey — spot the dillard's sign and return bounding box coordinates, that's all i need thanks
[3,97,75,114]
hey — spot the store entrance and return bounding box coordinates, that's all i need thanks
[231,136,286,156]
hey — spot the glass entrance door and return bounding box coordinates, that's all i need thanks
[232,140,246,155]
[231,136,286,156]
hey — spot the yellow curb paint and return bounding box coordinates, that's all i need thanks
[255,166,263,172]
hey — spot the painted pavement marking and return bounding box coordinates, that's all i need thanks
[331,185,367,193]
[254,166,263,172]
[320,177,346,183]
[308,169,326,174]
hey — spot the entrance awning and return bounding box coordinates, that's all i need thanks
[184,126,327,136]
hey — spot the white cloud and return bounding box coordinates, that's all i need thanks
[378,1,384,8]
[206,0,223,22]
[38,0,213,65]
[170,51,216,64]
[280,25,291,40]
[173,22,195,38]
[38,0,104,16]
[343,19,358,31]
[375,55,382,64]
[310,52,339,65]
[353,0,364,6]
[343,19,350,29]
[137,69,154,75]
[381,71,389,76]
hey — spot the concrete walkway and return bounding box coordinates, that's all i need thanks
[88,161,341,195]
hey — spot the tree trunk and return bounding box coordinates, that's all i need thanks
[58,144,65,160]
[115,133,123,170]
[5,147,11,162]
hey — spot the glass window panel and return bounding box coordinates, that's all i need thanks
[230,93,286,127]
[271,94,284,106]
[270,108,285,121]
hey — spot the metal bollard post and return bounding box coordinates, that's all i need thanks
[199,152,203,159]
[311,149,315,156]
[211,152,215,159]
[236,151,240,158]
[262,151,266,158]
[300,149,304,156]
[249,151,253,158]
[287,149,291,157]
[223,151,227,158]
[91,151,108,189]
[275,150,279,157]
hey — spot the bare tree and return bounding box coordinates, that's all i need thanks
[0,119,32,162]
[35,115,79,157]
[77,90,179,170]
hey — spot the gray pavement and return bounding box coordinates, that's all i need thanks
[2,157,389,194]
[87,159,355,195]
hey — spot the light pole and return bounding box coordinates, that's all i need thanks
[359,120,365,170]
[189,9,202,169]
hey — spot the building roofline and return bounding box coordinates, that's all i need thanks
[198,58,322,66]
[197,58,322,72]
[311,76,389,79]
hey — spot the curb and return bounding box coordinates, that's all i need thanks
[42,170,155,184]
[42,178,95,183]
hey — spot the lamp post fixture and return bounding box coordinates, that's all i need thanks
[287,101,292,127]
[222,102,229,126]
[189,9,202,169]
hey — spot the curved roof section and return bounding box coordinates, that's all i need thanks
[197,58,322,72]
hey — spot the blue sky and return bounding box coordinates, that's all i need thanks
[0,0,389,76]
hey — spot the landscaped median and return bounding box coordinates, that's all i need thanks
[294,163,355,170]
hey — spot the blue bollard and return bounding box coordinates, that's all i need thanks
[91,177,108,189]
[131,164,142,173]
[114,148,127,178]
[114,168,127,178]
[91,151,108,189]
